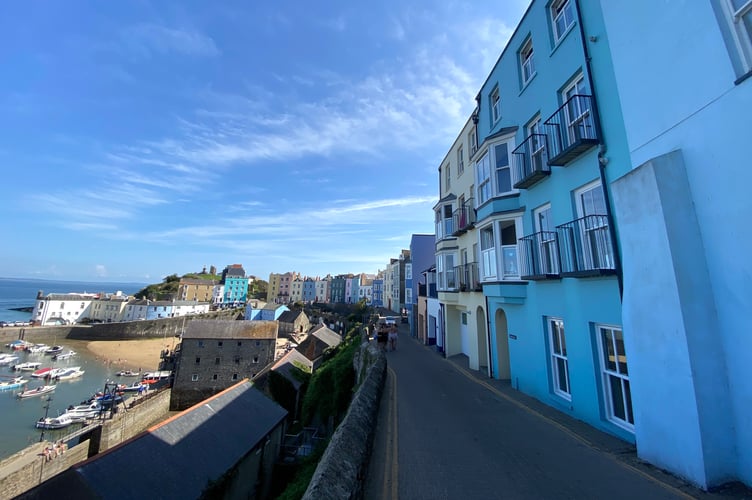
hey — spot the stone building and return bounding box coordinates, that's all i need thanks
[171,319,278,410]
[177,277,218,302]
[277,309,310,337]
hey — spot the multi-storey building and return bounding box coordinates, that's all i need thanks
[302,278,316,303]
[31,292,98,325]
[436,0,630,447]
[314,277,329,303]
[407,234,435,337]
[267,271,299,303]
[290,277,304,303]
[171,319,278,410]
[220,264,249,307]
[122,299,210,321]
[177,278,218,303]
[371,277,384,308]
[88,293,130,323]
[329,275,347,304]
[386,251,408,313]
[593,0,752,488]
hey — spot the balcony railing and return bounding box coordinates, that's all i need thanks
[519,231,561,280]
[544,95,599,166]
[454,262,482,292]
[452,198,476,236]
[512,134,550,189]
[556,215,616,277]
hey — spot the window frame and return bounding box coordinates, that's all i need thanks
[490,87,501,124]
[520,37,536,86]
[457,145,465,176]
[551,0,575,43]
[474,137,516,207]
[547,317,571,400]
[596,324,634,431]
[478,216,523,282]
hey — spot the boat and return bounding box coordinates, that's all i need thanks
[121,381,149,392]
[61,401,103,422]
[17,385,56,398]
[141,370,172,380]
[47,366,81,379]
[44,345,64,356]
[0,354,20,365]
[0,376,28,391]
[31,367,53,378]
[116,370,141,377]
[26,344,49,354]
[6,340,32,351]
[12,362,41,371]
[53,350,76,361]
[55,368,85,381]
[35,414,73,430]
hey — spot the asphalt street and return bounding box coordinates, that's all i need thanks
[363,323,746,500]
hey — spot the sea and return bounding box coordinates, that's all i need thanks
[0,278,146,460]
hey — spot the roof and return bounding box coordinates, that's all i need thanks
[183,320,278,340]
[278,310,307,324]
[311,326,342,348]
[179,278,218,286]
[262,303,286,311]
[271,349,313,389]
[22,382,287,500]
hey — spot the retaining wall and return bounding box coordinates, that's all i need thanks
[303,340,386,500]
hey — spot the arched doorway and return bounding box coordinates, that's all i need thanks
[495,308,511,380]
[476,306,489,375]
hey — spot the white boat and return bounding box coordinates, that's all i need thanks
[18,385,56,398]
[44,345,64,356]
[12,362,41,371]
[62,401,103,422]
[0,376,28,391]
[53,350,76,361]
[6,340,32,351]
[55,368,85,381]
[47,366,81,379]
[142,370,172,380]
[26,344,49,354]
[121,381,149,392]
[0,354,20,365]
[35,414,73,430]
[116,370,141,377]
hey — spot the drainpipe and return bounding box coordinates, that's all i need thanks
[485,295,494,379]
[574,0,624,298]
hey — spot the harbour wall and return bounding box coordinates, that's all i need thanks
[0,388,172,499]
[0,310,239,343]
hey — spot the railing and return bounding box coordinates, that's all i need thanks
[544,94,599,166]
[512,134,550,189]
[454,262,482,292]
[519,231,560,279]
[556,215,616,276]
[452,198,476,235]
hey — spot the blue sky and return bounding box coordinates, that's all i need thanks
[0,0,528,284]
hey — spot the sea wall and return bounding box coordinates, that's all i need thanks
[303,341,386,500]
[0,310,239,343]
[99,387,172,448]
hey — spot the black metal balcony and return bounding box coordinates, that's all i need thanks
[556,215,616,277]
[452,198,476,236]
[512,134,550,189]
[454,262,483,292]
[519,231,561,280]
[544,95,599,166]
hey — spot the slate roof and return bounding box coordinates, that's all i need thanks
[278,310,306,324]
[271,349,313,390]
[20,382,287,500]
[183,319,278,340]
[179,278,218,285]
[262,303,286,311]
[296,327,341,362]
[311,326,342,348]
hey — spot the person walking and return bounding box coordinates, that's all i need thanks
[388,324,398,352]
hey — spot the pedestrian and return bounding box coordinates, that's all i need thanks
[388,324,398,351]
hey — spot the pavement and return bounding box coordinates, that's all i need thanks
[363,322,751,500]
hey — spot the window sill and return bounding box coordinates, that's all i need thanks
[549,22,577,57]
[519,72,537,95]
[735,68,752,85]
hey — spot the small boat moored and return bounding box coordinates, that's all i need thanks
[31,367,53,379]
[55,368,85,381]
[18,385,56,399]
[13,362,42,372]
[44,346,64,356]
[35,414,73,430]
[0,354,20,366]
[52,350,76,361]
[26,344,49,354]
[0,376,29,391]
[116,370,141,377]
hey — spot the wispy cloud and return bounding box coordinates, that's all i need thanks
[121,24,220,58]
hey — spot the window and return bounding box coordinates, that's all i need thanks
[721,0,752,72]
[253,356,259,364]
[500,220,520,278]
[520,38,535,85]
[476,151,492,205]
[435,203,454,239]
[562,76,593,144]
[237,341,242,346]
[212,374,218,380]
[198,340,204,348]
[195,357,201,364]
[255,341,260,346]
[457,145,464,175]
[436,253,456,290]
[551,0,575,42]
[218,341,223,347]
[232,373,238,380]
[597,325,633,429]
[191,374,199,382]
[445,163,451,190]
[494,143,511,195]
[490,87,501,124]
[548,318,570,399]
[468,128,478,156]
[534,204,558,274]
[575,181,613,269]
[475,140,514,206]
[215,357,220,365]
[480,225,497,279]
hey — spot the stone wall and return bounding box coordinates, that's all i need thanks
[100,388,172,448]
[302,341,386,500]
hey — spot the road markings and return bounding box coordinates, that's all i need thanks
[382,366,399,500]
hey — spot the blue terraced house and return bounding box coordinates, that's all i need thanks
[371,278,384,308]
[221,264,249,307]
[437,0,634,444]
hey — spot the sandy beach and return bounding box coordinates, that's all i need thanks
[84,338,171,372]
